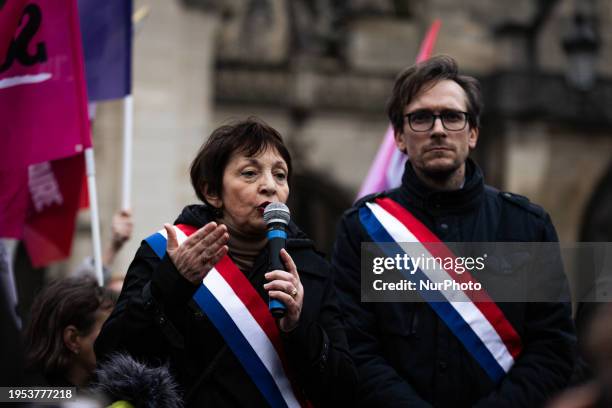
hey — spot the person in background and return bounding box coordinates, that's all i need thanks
[103,209,134,269]
[74,209,133,291]
[24,276,115,387]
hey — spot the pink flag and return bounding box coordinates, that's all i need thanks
[0,0,91,171]
[357,20,441,200]
[0,0,91,267]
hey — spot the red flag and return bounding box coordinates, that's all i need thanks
[0,0,91,267]
[0,167,29,238]
[22,156,86,266]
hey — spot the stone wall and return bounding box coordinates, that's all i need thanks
[210,0,612,246]
[503,122,612,241]
[55,0,612,278]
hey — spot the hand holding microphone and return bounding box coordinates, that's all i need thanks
[263,203,303,331]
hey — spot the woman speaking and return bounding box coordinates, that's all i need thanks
[95,118,356,407]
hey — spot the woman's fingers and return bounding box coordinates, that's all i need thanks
[263,251,303,332]
[183,224,228,265]
[269,286,303,332]
[268,290,297,306]
[164,224,178,251]
[265,270,297,287]
[193,224,228,256]
[211,245,229,263]
[206,228,229,256]
[185,223,216,247]
[185,222,219,248]
[165,222,230,285]
[265,261,301,301]
[201,245,229,275]
[280,249,297,276]
[263,279,297,294]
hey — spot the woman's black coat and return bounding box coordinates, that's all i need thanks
[95,205,357,407]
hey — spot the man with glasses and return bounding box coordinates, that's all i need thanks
[332,55,575,407]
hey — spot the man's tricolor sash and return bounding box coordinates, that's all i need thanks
[145,224,303,408]
[359,197,523,383]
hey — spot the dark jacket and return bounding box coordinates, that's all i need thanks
[331,159,576,408]
[95,205,357,407]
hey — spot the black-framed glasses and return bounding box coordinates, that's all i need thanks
[404,110,470,132]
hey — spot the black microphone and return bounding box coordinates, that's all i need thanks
[263,202,291,318]
[91,353,183,408]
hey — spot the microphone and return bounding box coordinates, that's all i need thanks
[91,353,183,408]
[263,202,291,318]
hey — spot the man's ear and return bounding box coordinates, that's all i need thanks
[63,325,80,355]
[203,184,222,209]
[394,129,408,154]
[468,126,479,150]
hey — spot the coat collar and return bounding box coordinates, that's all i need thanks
[398,158,484,214]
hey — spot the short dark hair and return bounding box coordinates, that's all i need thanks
[24,276,115,381]
[190,118,292,203]
[386,55,483,134]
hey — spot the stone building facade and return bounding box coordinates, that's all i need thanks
[57,0,611,282]
[207,0,612,251]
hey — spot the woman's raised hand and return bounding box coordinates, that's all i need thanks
[264,249,304,332]
[164,222,229,285]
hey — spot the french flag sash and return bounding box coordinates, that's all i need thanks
[145,224,304,408]
[359,197,523,383]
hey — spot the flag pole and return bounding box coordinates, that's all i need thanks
[85,148,104,286]
[355,19,441,200]
[121,94,133,211]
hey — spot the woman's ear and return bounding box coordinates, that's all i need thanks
[63,325,80,355]
[203,184,222,209]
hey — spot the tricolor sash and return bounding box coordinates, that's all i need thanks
[359,197,523,383]
[145,224,304,408]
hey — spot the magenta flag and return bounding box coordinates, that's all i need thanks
[0,0,91,172]
[356,20,441,200]
[0,0,91,267]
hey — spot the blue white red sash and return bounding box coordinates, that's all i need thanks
[359,197,523,383]
[145,224,304,408]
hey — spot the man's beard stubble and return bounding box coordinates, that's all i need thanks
[421,149,463,180]
[415,150,467,189]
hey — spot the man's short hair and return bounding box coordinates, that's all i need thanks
[386,55,483,134]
